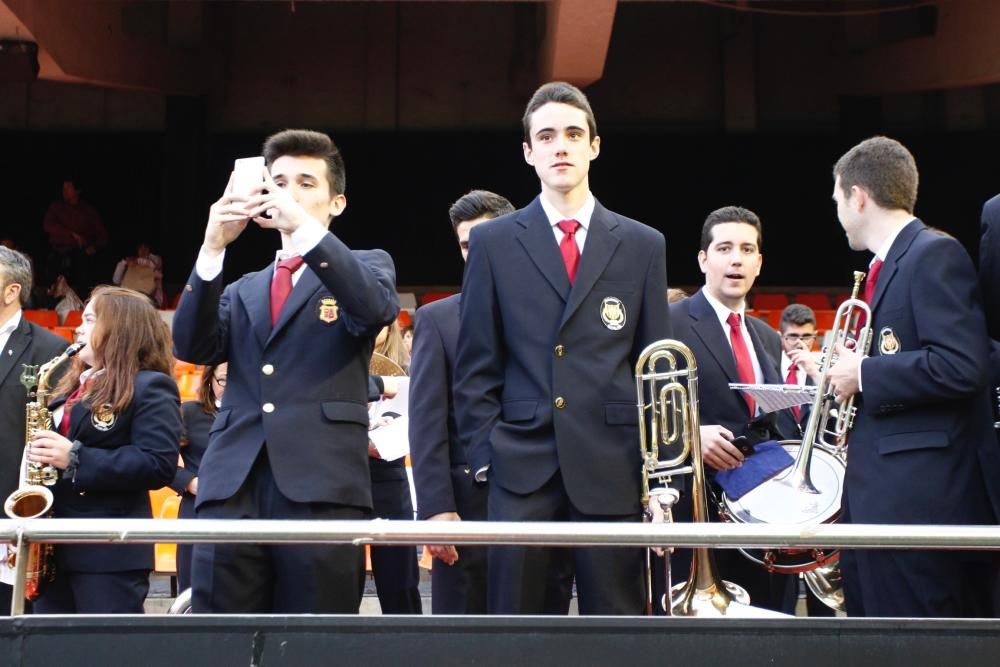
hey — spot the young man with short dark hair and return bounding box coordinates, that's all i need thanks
[455,82,671,615]
[173,129,399,614]
[827,135,1000,617]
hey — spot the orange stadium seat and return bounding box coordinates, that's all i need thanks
[795,293,832,310]
[23,309,58,328]
[814,309,837,332]
[175,373,200,402]
[51,326,76,343]
[751,294,789,311]
[420,291,455,306]
[62,310,83,327]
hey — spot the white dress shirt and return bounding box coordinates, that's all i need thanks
[539,191,595,253]
[0,310,22,359]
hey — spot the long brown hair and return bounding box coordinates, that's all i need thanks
[197,363,224,415]
[52,286,174,413]
[376,320,410,369]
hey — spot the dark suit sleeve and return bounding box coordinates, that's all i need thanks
[633,231,672,358]
[172,268,233,365]
[409,306,457,519]
[169,402,198,494]
[981,197,1000,340]
[74,373,182,492]
[862,237,991,412]
[455,226,504,475]
[305,237,399,337]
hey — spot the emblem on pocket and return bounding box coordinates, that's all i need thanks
[600,297,626,331]
[878,327,900,355]
[92,404,117,431]
[318,297,339,324]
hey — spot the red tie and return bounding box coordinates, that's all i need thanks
[58,383,88,436]
[558,220,581,284]
[727,312,756,417]
[863,258,883,305]
[270,256,305,326]
[785,364,801,421]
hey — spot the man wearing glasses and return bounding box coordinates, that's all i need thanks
[775,304,821,438]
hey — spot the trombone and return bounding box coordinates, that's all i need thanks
[637,339,782,617]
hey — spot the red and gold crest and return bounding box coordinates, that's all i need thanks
[318,297,339,324]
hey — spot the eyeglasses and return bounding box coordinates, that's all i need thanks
[782,334,817,342]
[213,376,227,386]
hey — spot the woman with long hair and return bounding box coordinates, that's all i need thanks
[169,361,226,594]
[28,285,181,613]
[368,320,422,613]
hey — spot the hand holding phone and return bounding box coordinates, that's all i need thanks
[729,435,755,458]
[232,156,265,198]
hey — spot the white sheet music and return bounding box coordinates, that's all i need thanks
[729,383,817,414]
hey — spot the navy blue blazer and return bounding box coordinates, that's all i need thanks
[847,219,1000,525]
[172,232,399,510]
[0,318,67,499]
[49,370,181,572]
[409,294,466,519]
[981,194,1000,341]
[669,289,787,446]
[455,196,671,516]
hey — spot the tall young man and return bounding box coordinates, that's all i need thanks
[826,136,1000,617]
[172,129,399,613]
[455,82,671,615]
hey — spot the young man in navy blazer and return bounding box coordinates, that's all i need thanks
[667,207,796,613]
[410,190,513,614]
[173,130,399,613]
[827,136,1000,617]
[454,82,671,615]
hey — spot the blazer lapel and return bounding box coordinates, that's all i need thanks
[268,267,321,344]
[515,197,571,303]
[689,290,741,384]
[560,201,620,328]
[0,318,32,387]
[870,219,922,313]
[239,267,275,347]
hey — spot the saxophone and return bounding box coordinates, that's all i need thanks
[4,342,85,600]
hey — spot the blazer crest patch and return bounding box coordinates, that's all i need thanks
[600,297,626,331]
[317,297,339,324]
[878,327,900,355]
[91,404,117,431]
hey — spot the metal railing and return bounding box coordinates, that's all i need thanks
[6,518,1000,615]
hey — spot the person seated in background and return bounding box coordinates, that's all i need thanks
[42,178,108,296]
[48,274,83,324]
[169,362,227,594]
[113,242,164,307]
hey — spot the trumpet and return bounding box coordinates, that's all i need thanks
[4,342,85,601]
[637,339,781,617]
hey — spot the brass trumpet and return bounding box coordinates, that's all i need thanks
[637,339,780,616]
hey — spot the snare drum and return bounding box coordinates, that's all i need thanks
[719,440,845,574]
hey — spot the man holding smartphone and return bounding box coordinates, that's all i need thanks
[172,129,399,613]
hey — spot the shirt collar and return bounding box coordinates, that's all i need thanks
[0,310,21,337]
[539,192,595,231]
[702,289,747,331]
[872,218,914,264]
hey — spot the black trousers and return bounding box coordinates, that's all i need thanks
[176,493,196,593]
[369,458,422,614]
[33,569,149,614]
[192,451,368,614]
[430,465,489,615]
[488,470,643,615]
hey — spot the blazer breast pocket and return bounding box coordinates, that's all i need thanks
[877,430,949,456]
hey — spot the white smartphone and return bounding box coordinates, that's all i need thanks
[232,156,265,197]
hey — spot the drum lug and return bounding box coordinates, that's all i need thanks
[763,550,777,573]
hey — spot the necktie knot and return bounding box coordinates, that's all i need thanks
[557,219,580,237]
[727,312,742,329]
[270,256,305,326]
[277,256,304,275]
